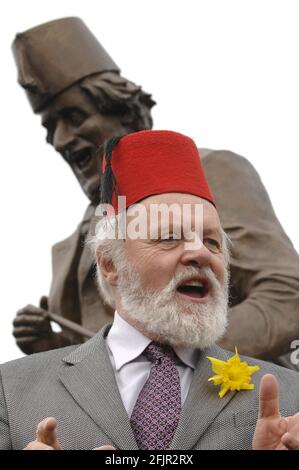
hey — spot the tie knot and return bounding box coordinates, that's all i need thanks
[144,342,176,364]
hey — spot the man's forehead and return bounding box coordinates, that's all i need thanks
[125,192,222,235]
[141,192,205,205]
[140,193,219,219]
[156,214,221,233]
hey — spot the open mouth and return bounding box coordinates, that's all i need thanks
[176,277,210,300]
[70,148,93,171]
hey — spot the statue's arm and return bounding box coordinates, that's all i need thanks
[202,150,299,358]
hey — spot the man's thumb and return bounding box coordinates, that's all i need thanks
[36,417,62,450]
[93,445,116,450]
[258,374,280,419]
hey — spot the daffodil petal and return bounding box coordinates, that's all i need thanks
[227,356,241,366]
[248,365,260,373]
[240,383,255,391]
[208,375,224,385]
[219,383,230,398]
[207,357,227,374]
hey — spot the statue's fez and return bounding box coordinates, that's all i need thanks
[12,17,120,113]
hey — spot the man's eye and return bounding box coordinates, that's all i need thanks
[204,238,221,253]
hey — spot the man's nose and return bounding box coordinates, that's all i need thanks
[53,121,76,155]
[180,236,212,268]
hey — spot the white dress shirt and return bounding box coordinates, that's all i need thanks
[105,311,199,417]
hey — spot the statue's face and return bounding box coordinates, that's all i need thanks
[41,84,128,203]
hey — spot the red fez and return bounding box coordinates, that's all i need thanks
[102,130,215,211]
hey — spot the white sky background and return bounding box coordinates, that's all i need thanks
[1,0,299,363]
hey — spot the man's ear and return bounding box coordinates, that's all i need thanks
[97,251,118,286]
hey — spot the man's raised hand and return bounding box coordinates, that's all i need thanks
[253,374,299,450]
[24,417,62,450]
[23,417,116,450]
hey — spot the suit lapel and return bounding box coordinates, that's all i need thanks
[170,345,237,450]
[59,325,138,450]
[59,328,237,450]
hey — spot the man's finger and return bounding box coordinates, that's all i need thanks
[281,432,299,450]
[36,417,62,450]
[93,445,116,450]
[24,441,54,450]
[258,374,280,419]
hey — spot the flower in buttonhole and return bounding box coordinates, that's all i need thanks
[207,347,260,398]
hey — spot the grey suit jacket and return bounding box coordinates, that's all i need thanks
[1,325,299,450]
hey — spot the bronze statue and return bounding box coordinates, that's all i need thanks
[12,17,154,351]
[12,17,299,367]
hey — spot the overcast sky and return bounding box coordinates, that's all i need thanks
[1,0,299,362]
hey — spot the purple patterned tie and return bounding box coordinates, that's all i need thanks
[130,342,181,450]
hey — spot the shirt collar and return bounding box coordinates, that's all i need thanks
[174,345,199,370]
[106,311,152,371]
[106,311,199,371]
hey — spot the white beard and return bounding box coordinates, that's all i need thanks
[116,260,229,349]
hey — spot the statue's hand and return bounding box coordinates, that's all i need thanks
[13,296,61,354]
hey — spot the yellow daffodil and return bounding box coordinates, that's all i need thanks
[207,347,260,398]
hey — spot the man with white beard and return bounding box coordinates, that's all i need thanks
[1,130,299,450]
[95,197,229,352]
